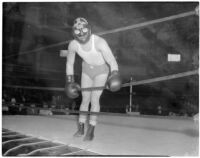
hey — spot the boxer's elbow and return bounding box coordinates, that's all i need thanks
[106,58,118,72]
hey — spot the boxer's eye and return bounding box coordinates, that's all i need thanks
[82,28,89,33]
[74,29,80,35]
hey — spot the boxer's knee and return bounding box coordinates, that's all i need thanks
[90,93,101,112]
[80,92,91,111]
[80,102,90,111]
[79,94,90,123]
[90,104,100,112]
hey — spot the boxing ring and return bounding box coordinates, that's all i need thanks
[2,114,198,156]
[2,4,199,157]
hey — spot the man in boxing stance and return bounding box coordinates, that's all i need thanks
[65,17,121,141]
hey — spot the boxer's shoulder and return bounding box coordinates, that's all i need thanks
[68,40,79,52]
[93,34,107,49]
[93,34,104,42]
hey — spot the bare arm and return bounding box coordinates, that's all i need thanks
[97,38,118,72]
[66,41,76,75]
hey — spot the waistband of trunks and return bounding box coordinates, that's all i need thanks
[82,61,108,68]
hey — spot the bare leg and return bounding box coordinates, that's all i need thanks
[74,73,93,137]
[90,73,108,125]
[83,73,108,141]
[79,73,93,123]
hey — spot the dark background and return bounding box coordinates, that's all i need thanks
[2,2,199,115]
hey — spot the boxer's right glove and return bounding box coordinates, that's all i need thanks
[65,75,80,99]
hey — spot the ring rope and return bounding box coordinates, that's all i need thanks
[122,69,198,87]
[3,69,199,91]
[4,10,196,59]
[98,11,195,36]
[3,63,63,73]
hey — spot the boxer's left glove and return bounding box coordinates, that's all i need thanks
[107,70,122,92]
[65,75,80,99]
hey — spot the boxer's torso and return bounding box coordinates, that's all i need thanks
[74,34,106,65]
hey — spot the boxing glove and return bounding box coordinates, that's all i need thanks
[65,75,80,99]
[107,70,122,92]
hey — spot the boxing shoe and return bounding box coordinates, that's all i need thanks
[83,124,95,141]
[74,122,84,137]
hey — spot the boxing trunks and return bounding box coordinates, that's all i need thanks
[82,61,109,79]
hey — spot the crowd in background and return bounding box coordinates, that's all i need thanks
[2,87,198,117]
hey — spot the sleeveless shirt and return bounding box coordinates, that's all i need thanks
[75,34,106,65]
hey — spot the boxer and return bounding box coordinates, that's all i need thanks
[65,17,121,141]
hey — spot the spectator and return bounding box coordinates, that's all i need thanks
[18,103,27,115]
[22,95,26,103]
[2,98,9,115]
[135,104,140,112]
[169,111,176,116]
[27,104,38,115]
[51,95,57,106]
[11,97,16,106]
[157,105,162,115]
[9,97,18,115]
[2,98,5,105]
[71,101,76,111]
[3,91,10,102]
[39,103,53,116]
[126,105,133,113]
[43,103,49,109]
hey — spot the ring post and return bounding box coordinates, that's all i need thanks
[129,77,133,112]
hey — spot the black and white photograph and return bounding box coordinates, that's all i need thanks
[2,1,199,156]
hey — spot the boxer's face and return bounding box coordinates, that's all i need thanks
[72,17,91,44]
[73,26,91,44]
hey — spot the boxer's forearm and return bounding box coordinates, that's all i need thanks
[66,51,76,75]
[106,58,118,72]
[66,62,74,75]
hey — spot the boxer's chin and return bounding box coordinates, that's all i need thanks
[77,34,90,44]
